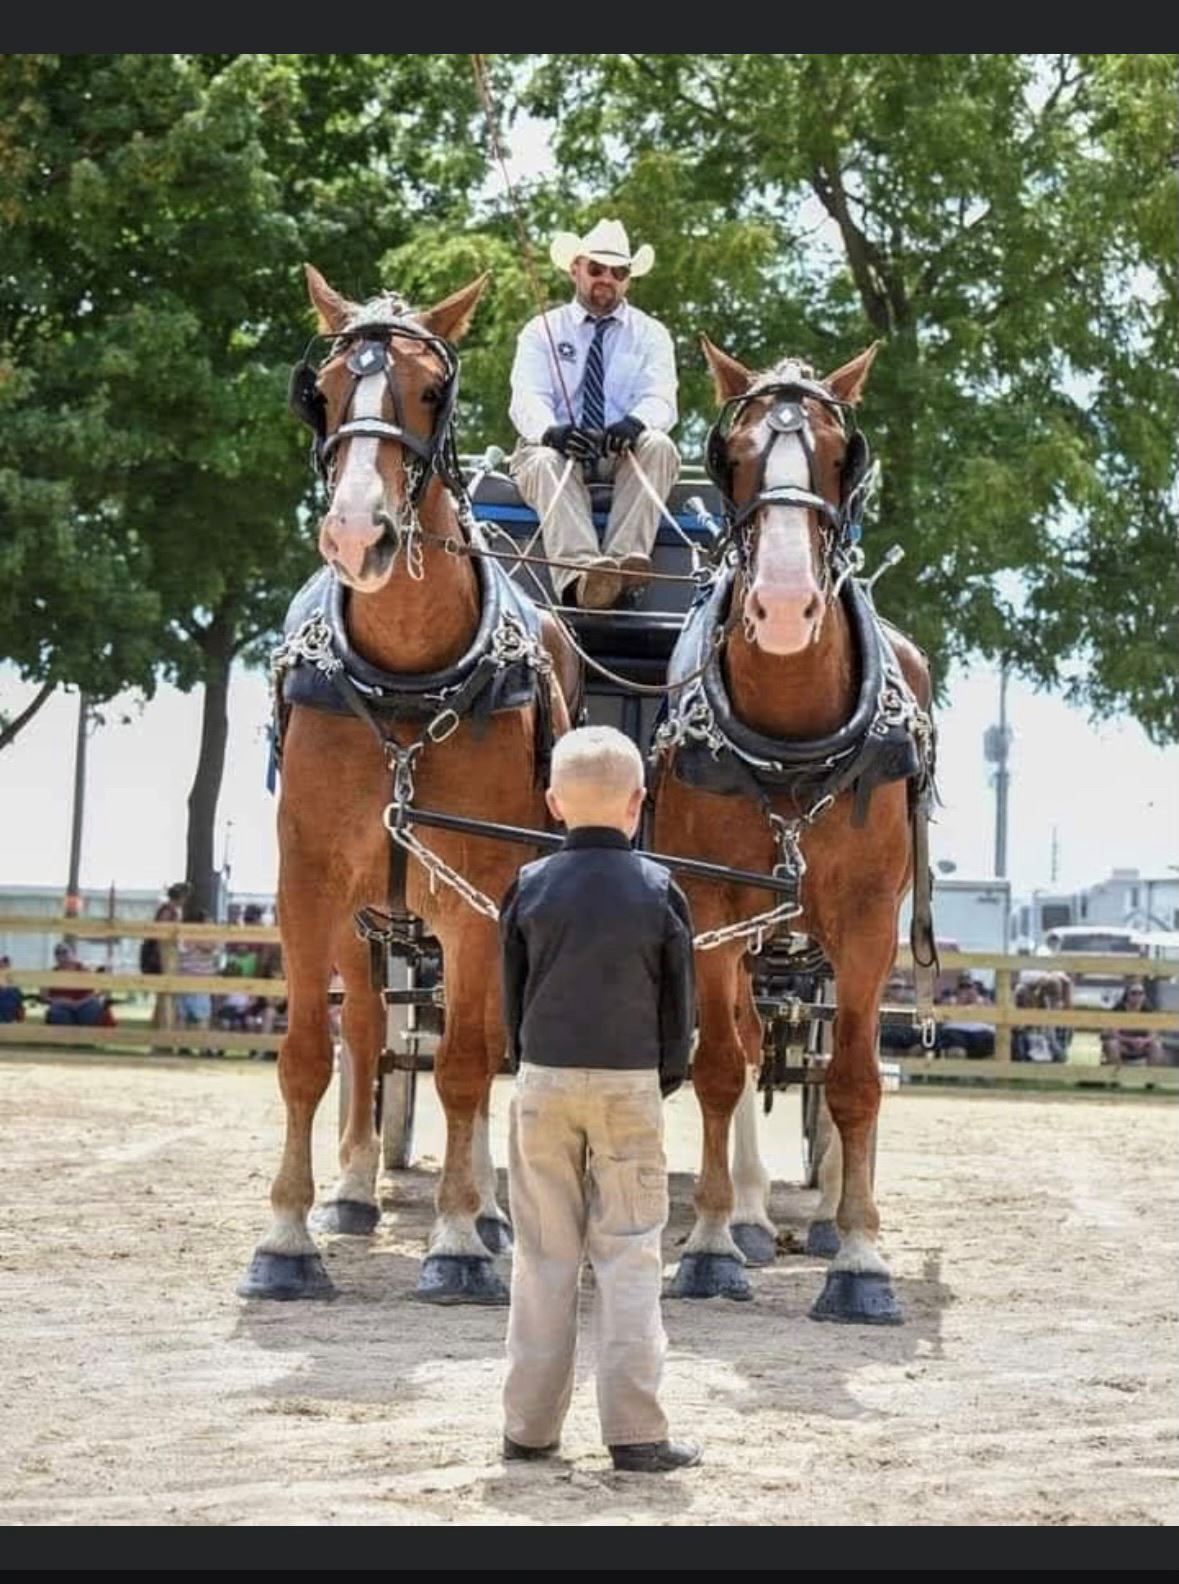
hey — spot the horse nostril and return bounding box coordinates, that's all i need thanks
[751,595,767,623]
[803,594,820,622]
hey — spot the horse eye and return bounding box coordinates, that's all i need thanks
[421,386,441,405]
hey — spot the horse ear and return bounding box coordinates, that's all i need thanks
[823,341,883,407]
[700,335,754,402]
[414,272,492,344]
[304,264,356,334]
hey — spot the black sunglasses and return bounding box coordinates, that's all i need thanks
[585,260,630,282]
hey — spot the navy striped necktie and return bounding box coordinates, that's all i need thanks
[580,316,613,430]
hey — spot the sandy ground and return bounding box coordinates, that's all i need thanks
[0,1053,1175,1527]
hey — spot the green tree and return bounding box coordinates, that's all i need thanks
[0,53,490,904]
[513,52,1178,740]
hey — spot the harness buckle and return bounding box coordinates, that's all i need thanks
[426,708,461,744]
[919,1015,937,1051]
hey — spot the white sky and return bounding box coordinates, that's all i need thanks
[1,655,1176,904]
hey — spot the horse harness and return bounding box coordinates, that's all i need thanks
[659,373,939,1028]
[275,310,558,955]
[288,307,467,506]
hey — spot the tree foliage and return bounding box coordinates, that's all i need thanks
[505,52,1178,740]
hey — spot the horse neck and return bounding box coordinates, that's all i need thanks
[724,583,857,740]
[345,482,479,674]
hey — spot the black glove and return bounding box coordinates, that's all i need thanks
[660,1072,684,1100]
[603,415,645,455]
[541,423,601,462]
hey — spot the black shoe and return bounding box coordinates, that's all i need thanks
[609,1440,702,1473]
[502,1435,560,1462]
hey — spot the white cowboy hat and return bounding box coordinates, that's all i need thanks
[549,218,655,278]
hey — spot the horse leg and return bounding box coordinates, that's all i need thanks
[312,931,383,1236]
[238,924,337,1301]
[729,984,777,1266]
[805,1090,843,1257]
[670,946,753,1301]
[810,938,901,1324]
[472,1089,513,1254]
[415,921,509,1305]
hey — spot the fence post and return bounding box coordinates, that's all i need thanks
[994,966,1013,1062]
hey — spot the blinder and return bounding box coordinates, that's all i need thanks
[703,375,873,556]
[287,317,464,504]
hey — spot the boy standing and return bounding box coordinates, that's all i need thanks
[499,725,701,1474]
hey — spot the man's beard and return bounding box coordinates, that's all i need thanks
[577,281,619,316]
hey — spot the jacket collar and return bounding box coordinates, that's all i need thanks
[561,826,633,852]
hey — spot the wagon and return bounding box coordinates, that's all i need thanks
[337,456,905,1182]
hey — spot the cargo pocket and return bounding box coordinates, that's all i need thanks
[594,1158,668,1238]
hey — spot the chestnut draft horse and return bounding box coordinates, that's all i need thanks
[239,266,578,1305]
[651,339,937,1324]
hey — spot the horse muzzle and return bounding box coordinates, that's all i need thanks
[742,579,823,655]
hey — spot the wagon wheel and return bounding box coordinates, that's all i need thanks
[380,954,419,1172]
[800,978,833,1188]
[334,959,420,1170]
[799,980,879,1190]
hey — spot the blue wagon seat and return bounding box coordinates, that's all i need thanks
[463,457,724,684]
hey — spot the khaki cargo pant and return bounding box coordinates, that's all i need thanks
[503,1063,670,1449]
[510,430,680,598]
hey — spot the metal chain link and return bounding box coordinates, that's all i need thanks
[692,799,834,954]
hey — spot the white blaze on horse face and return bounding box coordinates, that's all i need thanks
[318,369,398,587]
[742,422,825,656]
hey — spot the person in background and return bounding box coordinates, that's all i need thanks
[146,881,191,1037]
[176,902,219,1048]
[936,974,995,1060]
[0,955,26,1024]
[1101,981,1163,1066]
[44,941,110,1027]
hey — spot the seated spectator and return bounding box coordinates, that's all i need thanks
[44,941,112,1027]
[879,969,920,1052]
[1101,981,1162,1067]
[176,904,219,1036]
[936,973,995,1059]
[0,954,25,1024]
[1013,972,1071,1063]
[214,959,254,1032]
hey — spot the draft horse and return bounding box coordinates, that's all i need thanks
[240,266,578,1305]
[651,339,936,1323]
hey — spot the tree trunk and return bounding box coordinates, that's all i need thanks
[185,626,234,917]
[0,678,56,752]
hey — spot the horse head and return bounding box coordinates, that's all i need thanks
[294,264,489,593]
[700,336,880,656]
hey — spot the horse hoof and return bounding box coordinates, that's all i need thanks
[668,1253,753,1302]
[476,1214,514,1255]
[730,1223,777,1266]
[237,1251,337,1302]
[809,1269,902,1325]
[310,1200,380,1236]
[805,1219,840,1258]
[414,1254,510,1306]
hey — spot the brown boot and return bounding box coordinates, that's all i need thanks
[573,555,623,610]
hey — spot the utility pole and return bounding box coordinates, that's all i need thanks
[983,661,1012,880]
[64,690,89,922]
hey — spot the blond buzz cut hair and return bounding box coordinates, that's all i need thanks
[550,725,645,799]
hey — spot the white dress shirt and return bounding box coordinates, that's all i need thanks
[508,298,678,444]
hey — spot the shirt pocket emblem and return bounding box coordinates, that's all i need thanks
[557,341,576,361]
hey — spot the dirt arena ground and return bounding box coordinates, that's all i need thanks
[0,1053,1175,1527]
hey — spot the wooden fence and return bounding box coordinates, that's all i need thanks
[1,916,1176,1087]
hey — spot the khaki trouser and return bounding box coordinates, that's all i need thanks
[510,430,680,597]
[503,1063,670,1449]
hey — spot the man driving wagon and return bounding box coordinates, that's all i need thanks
[508,219,681,611]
